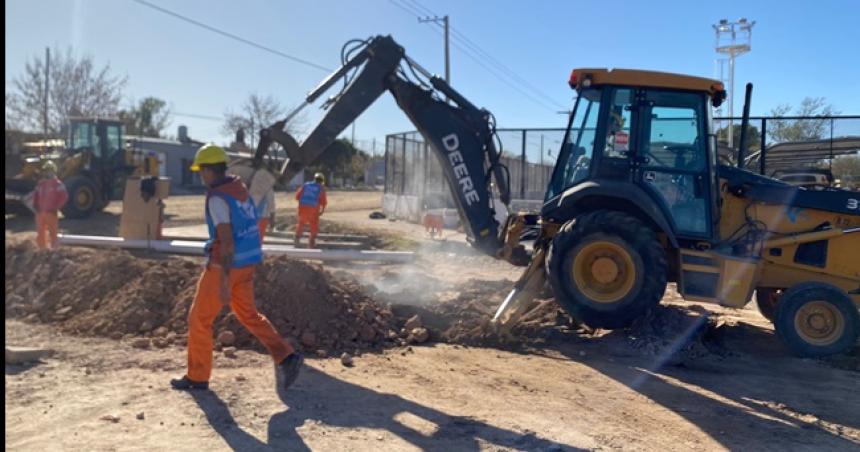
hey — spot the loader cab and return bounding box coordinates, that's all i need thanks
[66,117,127,211]
[546,69,726,243]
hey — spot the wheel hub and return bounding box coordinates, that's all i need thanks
[591,257,619,284]
[794,300,844,346]
[572,241,636,304]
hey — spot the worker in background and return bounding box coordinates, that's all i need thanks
[294,172,327,248]
[32,161,68,250]
[171,144,303,392]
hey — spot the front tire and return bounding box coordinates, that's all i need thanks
[61,176,100,219]
[546,210,668,329]
[774,283,860,357]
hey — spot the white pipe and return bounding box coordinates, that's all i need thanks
[57,234,414,263]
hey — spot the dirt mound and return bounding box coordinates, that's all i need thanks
[5,239,396,355]
[624,305,731,364]
[370,278,572,346]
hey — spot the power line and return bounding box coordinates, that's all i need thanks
[173,112,223,121]
[392,0,561,112]
[405,0,565,109]
[130,0,333,73]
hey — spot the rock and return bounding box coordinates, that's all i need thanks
[404,315,422,331]
[152,338,169,349]
[359,324,376,342]
[235,375,247,382]
[340,353,354,367]
[153,327,169,338]
[5,346,52,364]
[100,414,121,423]
[408,327,430,344]
[217,330,236,346]
[223,347,237,358]
[138,321,153,333]
[386,330,399,340]
[315,349,328,358]
[131,338,151,349]
[300,331,317,347]
[136,412,145,420]
[109,331,123,341]
[55,306,72,316]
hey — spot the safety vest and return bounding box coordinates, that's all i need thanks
[299,182,322,207]
[205,180,263,268]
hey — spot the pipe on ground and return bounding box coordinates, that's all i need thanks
[57,234,414,263]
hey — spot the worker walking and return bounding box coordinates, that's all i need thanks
[294,173,327,248]
[171,144,303,392]
[33,161,68,250]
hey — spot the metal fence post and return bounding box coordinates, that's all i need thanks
[521,130,527,199]
[760,118,767,175]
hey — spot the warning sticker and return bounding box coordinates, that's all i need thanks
[614,131,629,151]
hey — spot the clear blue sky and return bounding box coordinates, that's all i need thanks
[6,0,860,152]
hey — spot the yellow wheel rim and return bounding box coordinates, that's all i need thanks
[572,241,636,304]
[76,187,93,210]
[794,300,845,346]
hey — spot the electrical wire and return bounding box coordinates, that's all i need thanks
[130,0,333,73]
[403,0,565,110]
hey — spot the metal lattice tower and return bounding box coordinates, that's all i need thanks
[713,18,756,147]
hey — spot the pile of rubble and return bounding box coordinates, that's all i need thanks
[4,239,398,355]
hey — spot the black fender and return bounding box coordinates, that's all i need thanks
[542,180,679,248]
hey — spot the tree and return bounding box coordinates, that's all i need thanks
[309,138,369,185]
[6,47,127,134]
[118,97,171,137]
[222,94,305,148]
[768,97,839,143]
[831,155,860,182]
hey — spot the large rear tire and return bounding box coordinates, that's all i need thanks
[774,283,860,357]
[61,176,100,219]
[546,210,668,329]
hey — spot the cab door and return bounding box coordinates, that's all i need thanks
[633,90,715,241]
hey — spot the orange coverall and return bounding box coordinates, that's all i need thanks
[294,185,327,248]
[33,177,68,249]
[186,178,293,383]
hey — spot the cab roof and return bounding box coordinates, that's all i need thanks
[569,68,726,104]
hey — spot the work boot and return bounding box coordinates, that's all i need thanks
[170,375,209,390]
[276,353,304,392]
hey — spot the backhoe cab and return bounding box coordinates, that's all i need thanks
[496,68,860,358]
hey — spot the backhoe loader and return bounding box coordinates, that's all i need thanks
[233,35,859,357]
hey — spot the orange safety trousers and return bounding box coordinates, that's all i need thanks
[36,211,60,249]
[295,206,320,247]
[186,265,293,382]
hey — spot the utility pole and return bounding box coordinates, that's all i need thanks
[418,15,450,85]
[44,47,50,139]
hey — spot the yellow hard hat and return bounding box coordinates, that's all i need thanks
[314,172,325,183]
[42,160,58,173]
[190,143,228,172]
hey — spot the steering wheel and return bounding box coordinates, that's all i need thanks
[663,144,699,169]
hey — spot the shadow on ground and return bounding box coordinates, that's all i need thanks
[543,316,860,450]
[191,366,579,451]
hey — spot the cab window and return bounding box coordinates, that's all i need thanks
[546,88,602,198]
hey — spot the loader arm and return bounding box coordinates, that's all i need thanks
[250,35,511,255]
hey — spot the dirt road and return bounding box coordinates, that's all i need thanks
[6,309,859,451]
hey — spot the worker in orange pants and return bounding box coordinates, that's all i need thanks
[256,186,275,243]
[33,161,68,249]
[294,173,327,248]
[171,144,303,392]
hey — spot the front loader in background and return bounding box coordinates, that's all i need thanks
[235,35,860,357]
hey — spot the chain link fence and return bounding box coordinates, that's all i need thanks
[712,115,860,189]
